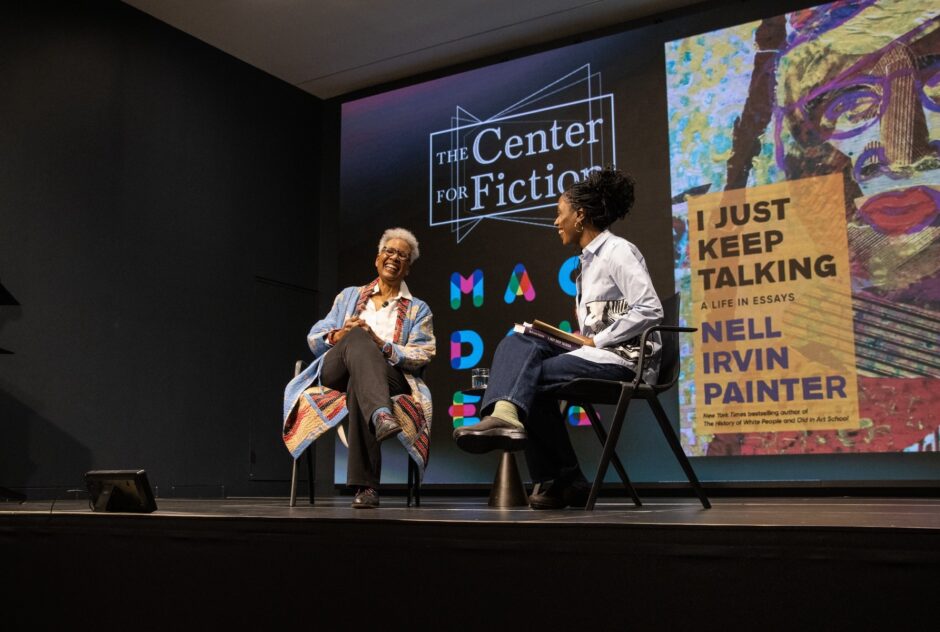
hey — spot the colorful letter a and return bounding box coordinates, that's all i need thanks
[504,263,536,304]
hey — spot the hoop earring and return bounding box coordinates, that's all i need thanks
[575,221,584,233]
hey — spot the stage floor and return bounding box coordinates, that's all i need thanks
[4,496,939,628]
[4,495,940,530]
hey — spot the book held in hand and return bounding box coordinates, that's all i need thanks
[513,321,583,351]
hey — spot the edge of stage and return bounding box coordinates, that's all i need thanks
[3,494,939,628]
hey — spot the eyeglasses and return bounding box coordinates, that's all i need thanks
[381,246,411,262]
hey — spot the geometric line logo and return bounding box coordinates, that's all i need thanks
[429,64,617,243]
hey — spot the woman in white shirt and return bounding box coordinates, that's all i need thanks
[453,168,663,509]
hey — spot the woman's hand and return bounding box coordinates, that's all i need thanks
[357,320,386,348]
[329,316,360,345]
[329,316,387,351]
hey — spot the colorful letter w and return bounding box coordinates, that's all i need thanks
[450,270,483,310]
[504,263,536,304]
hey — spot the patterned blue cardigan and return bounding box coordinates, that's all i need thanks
[282,280,436,478]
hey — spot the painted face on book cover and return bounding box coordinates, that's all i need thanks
[375,237,411,284]
[554,194,584,247]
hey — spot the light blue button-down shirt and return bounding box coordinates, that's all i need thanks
[569,230,664,383]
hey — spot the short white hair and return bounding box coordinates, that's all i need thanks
[377,227,420,263]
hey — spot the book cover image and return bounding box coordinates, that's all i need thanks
[667,0,940,456]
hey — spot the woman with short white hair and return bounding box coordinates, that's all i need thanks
[283,228,435,508]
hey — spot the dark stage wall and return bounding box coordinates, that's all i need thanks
[0,1,322,497]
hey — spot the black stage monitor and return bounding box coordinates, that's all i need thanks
[85,469,157,513]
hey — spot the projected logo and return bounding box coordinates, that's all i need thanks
[567,405,594,427]
[504,263,536,304]
[450,330,484,369]
[450,391,481,428]
[429,65,617,242]
[558,256,579,297]
[450,270,484,309]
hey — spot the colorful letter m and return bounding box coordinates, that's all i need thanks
[450,270,484,309]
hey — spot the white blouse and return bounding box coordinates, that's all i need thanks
[360,280,412,343]
[568,230,664,383]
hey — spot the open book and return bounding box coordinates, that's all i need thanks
[513,320,584,351]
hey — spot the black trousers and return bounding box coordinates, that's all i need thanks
[523,395,584,483]
[320,327,409,488]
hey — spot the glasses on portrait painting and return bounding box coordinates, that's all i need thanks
[775,54,940,175]
[773,14,940,190]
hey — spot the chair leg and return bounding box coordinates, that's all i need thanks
[289,458,299,508]
[407,459,413,507]
[414,462,420,507]
[305,444,316,505]
[647,397,711,509]
[289,444,316,508]
[586,391,633,510]
[582,404,641,507]
[407,458,420,507]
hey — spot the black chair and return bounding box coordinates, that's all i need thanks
[551,293,710,510]
[288,360,421,508]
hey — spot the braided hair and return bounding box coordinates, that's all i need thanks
[563,167,636,231]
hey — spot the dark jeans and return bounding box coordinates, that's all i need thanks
[481,334,634,482]
[320,327,409,488]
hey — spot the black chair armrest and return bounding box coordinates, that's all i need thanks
[632,324,698,387]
